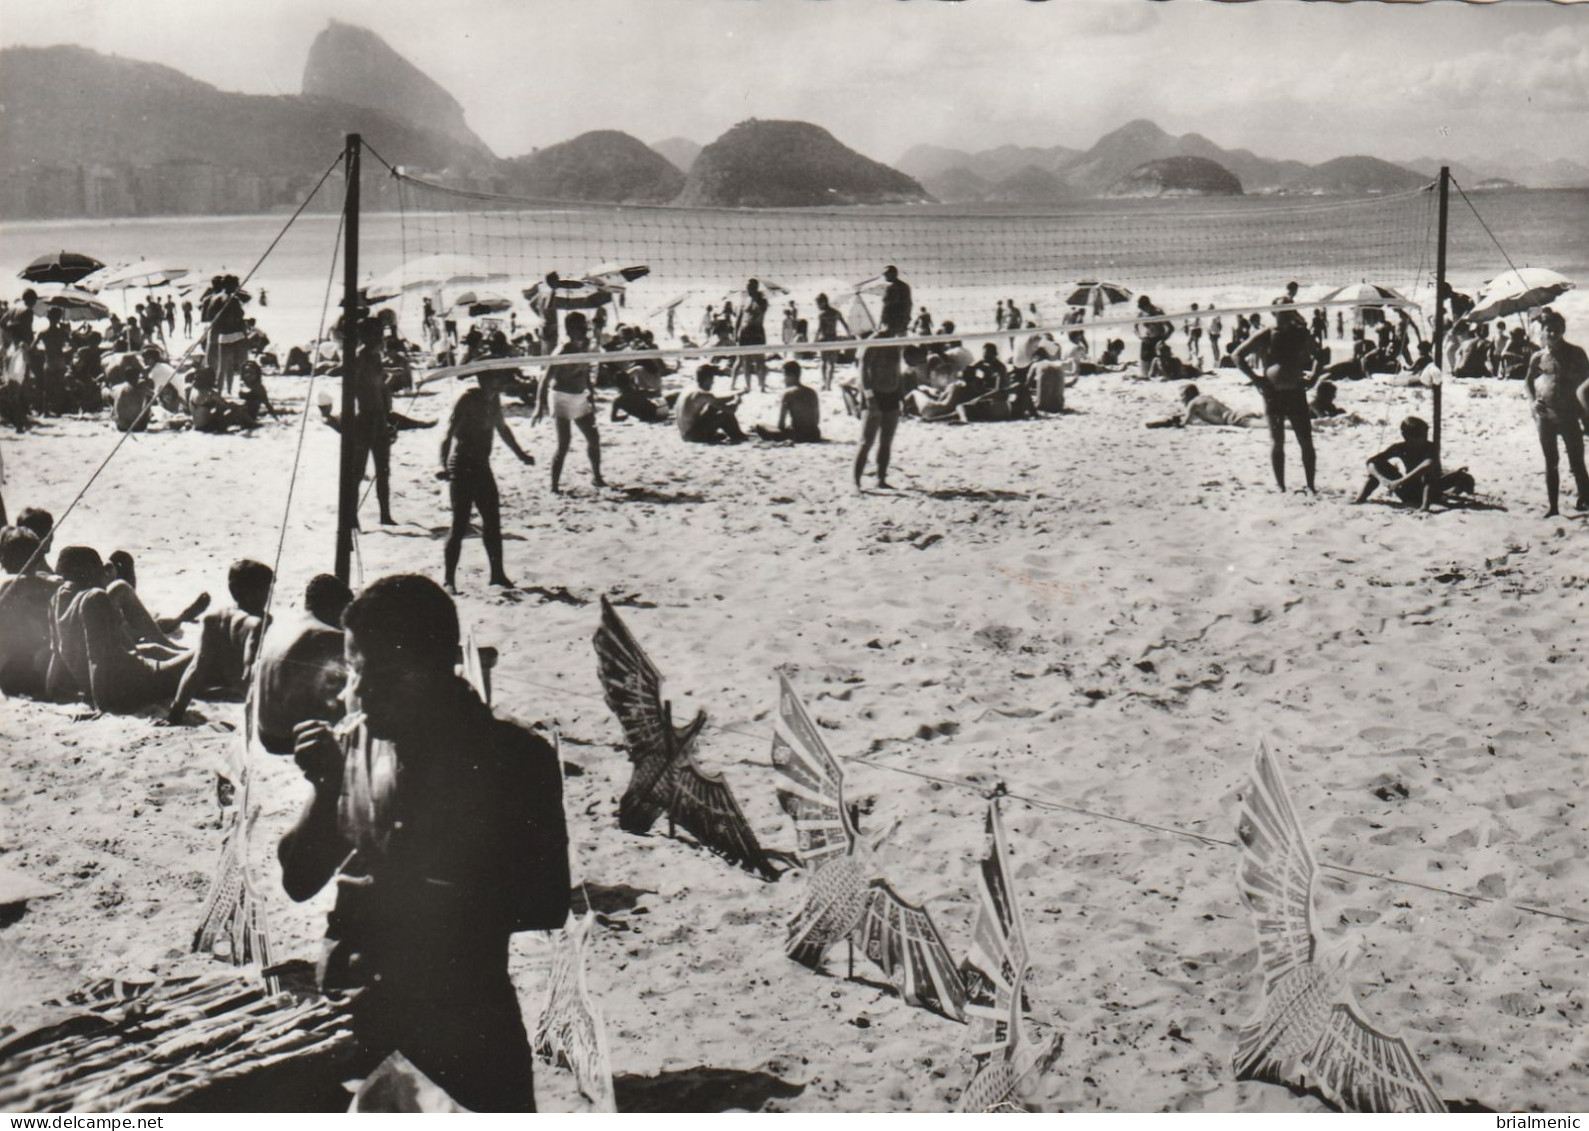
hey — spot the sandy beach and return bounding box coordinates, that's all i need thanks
[2,305,1586,1111]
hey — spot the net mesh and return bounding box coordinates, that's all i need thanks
[370,159,1439,377]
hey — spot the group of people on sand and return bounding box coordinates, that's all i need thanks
[0,275,278,434]
[0,519,567,1110]
[1137,296,1588,517]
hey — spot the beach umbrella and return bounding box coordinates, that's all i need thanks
[32,287,111,321]
[1319,282,1409,307]
[449,290,514,317]
[80,262,190,293]
[1062,281,1132,309]
[1467,267,1574,322]
[808,278,861,303]
[523,278,615,310]
[364,254,508,301]
[646,291,694,319]
[585,262,650,288]
[19,250,105,285]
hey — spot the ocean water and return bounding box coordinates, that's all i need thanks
[2,188,1584,350]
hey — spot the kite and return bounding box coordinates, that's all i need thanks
[772,671,965,1021]
[957,797,1061,1113]
[192,709,275,984]
[1232,745,1446,1113]
[592,597,779,881]
[532,913,619,1113]
[461,626,495,705]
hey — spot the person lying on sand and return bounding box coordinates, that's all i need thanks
[48,546,194,715]
[253,573,351,755]
[678,364,748,444]
[441,369,535,593]
[753,361,822,443]
[277,574,569,1113]
[166,559,273,723]
[1145,383,1263,429]
[1353,416,1474,509]
[1526,309,1589,517]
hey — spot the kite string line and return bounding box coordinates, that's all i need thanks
[258,198,343,631]
[0,152,345,589]
[487,667,1589,929]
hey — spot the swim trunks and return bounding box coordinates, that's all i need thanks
[868,390,903,416]
[551,390,593,421]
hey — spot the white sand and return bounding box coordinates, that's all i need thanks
[1,308,1587,1111]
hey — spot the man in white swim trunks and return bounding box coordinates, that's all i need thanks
[534,311,605,494]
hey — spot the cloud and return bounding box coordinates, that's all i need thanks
[1405,26,1589,113]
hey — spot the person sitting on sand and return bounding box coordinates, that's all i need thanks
[1527,309,1589,517]
[1237,311,1323,493]
[534,311,605,494]
[0,526,57,698]
[1029,346,1077,413]
[1146,383,1263,429]
[958,345,1015,422]
[609,366,668,424]
[167,559,273,722]
[48,546,194,715]
[1354,416,1474,509]
[15,507,57,575]
[237,360,280,423]
[1098,338,1128,369]
[753,361,822,443]
[112,361,156,433]
[1134,295,1173,378]
[441,369,536,593]
[1148,341,1201,382]
[1498,328,1534,380]
[1310,379,1344,419]
[253,573,352,755]
[678,364,747,444]
[188,368,259,434]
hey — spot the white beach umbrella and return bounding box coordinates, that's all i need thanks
[646,291,694,319]
[31,287,111,321]
[81,262,190,293]
[1468,267,1574,322]
[364,254,508,301]
[585,262,650,288]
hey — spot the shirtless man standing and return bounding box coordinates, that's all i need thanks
[733,279,770,393]
[1236,310,1322,494]
[533,311,603,495]
[442,370,535,592]
[1527,309,1589,517]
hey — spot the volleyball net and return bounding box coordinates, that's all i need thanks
[368,151,1440,379]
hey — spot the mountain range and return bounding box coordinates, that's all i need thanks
[2,23,1584,220]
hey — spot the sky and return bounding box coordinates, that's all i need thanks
[2,0,1586,167]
